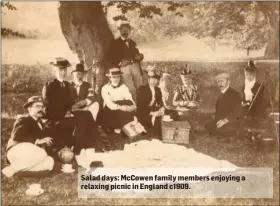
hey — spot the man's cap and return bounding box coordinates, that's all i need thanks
[106,68,123,77]
[23,96,44,109]
[50,57,71,68]
[215,73,230,81]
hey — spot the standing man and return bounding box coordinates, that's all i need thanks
[205,73,242,136]
[2,96,54,178]
[42,57,96,154]
[70,63,100,121]
[107,22,144,101]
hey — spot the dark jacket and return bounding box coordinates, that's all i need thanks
[215,87,242,122]
[69,81,96,103]
[7,115,51,151]
[42,79,74,121]
[136,85,163,126]
[107,37,142,68]
[241,82,267,118]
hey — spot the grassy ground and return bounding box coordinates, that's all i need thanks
[1,62,279,205]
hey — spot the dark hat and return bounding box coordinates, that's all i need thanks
[50,57,71,68]
[245,60,257,72]
[106,68,123,77]
[71,63,87,74]
[180,64,192,76]
[23,96,44,109]
[147,71,160,80]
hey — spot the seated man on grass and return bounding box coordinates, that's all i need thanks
[205,73,242,136]
[2,96,54,178]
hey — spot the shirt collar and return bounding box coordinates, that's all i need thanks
[30,114,39,122]
[121,36,127,42]
[221,85,230,94]
[74,81,83,87]
[56,77,64,83]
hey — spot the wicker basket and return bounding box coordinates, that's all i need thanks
[161,120,191,144]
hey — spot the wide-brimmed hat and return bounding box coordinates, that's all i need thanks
[23,96,44,109]
[147,71,160,80]
[50,57,71,68]
[244,60,257,73]
[71,63,88,74]
[215,73,230,81]
[106,68,123,77]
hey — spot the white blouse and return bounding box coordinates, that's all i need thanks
[101,83,135,110]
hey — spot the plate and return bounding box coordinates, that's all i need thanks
[162,119,173,122]
[262,138,274,142]
[25,189,44,196]
[61,168,75,173]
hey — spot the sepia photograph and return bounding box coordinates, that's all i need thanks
[1,1,279,205]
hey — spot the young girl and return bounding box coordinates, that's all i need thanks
[241,60,266,119]
[173,65,200,110]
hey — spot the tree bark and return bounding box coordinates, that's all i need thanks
[58,1,114,93]
[258,2,279,59]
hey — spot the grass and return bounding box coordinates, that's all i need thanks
[1,61,279,205]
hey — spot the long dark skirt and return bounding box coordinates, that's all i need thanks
[98,100,135,131]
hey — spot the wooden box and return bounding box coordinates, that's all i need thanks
[161,120,191,144]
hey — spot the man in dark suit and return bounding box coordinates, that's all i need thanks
[2,96,54,178]
[42,58,96,154]
[137,71,165,134]
[70,63,100,121]
[107,22,144,101]
[205,73,242,136]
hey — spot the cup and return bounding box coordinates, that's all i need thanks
[62,164,73,171]
[29,184,41,191]
[163,115,171,121]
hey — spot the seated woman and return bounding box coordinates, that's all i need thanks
[159,70,172,109]
[241,60,267,119]
[137,70,178,134]
[100,68,141,134]
[173,65,201,110]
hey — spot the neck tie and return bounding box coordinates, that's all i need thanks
[60,81,65,88]
[124,39,129,47]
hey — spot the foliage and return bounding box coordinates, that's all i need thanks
[1,2,26,38]
[104,2,278,52]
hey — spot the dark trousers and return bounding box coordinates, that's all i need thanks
[205,119,240,136]
[51,110,97,154]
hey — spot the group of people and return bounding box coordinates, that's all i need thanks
[2,22,268,178]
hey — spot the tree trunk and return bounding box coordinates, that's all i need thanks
[259,2,279,59]
[58,1,114,93]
